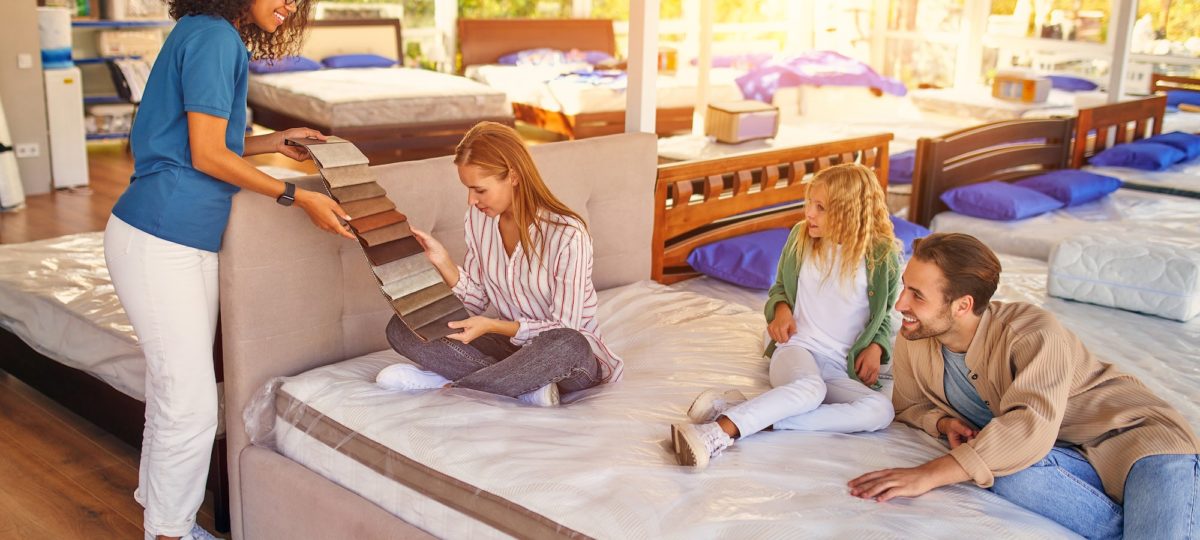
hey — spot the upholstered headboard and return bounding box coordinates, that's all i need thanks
[219,132,656,537]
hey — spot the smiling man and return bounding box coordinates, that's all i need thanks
[848,233,1199,539]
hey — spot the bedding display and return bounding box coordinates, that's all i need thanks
[465,64,744,115]
[247,68,510,129]
[250,281,1079,539]
[1048,234,1200,322]
[930,189,1200,261]
[1085,158,1200,199]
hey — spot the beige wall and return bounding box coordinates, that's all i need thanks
[0,2,53,195]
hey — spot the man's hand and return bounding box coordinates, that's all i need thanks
[854,343,882,386]
[938,417,978,449]
[848,455,970,502]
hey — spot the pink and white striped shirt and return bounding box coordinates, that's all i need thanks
[450,206,624,382]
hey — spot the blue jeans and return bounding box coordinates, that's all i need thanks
[990,448,1200,540]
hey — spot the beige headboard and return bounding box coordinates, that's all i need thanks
[220,132,656,537]
[299,19,403,61]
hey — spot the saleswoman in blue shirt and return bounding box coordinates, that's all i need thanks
[104,1,353,538]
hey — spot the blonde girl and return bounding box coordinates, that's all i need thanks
[673,163,902,468]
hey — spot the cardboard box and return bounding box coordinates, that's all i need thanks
[992,71,1051,103]
[705,100,779,144]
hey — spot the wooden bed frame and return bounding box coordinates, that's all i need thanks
[1069,95,1167,168]
[653,133,893,283]
[909,118,1075,227]
[0,326,231,532]
[1151,73,1200,103]
[249,19,513,164]
[458,18,695,140]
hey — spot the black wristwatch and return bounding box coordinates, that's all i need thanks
[276,182,296,206]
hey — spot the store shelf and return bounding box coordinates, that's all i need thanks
[72,20,173,28]
[84,95,130,105]
[74,55,142,65]
[86,132,129,140]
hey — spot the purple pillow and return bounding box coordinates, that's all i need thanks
[889,150,915,185]
[1090,141,1186,171]
[321,54,397,69]
[890,215,930,254]
[940,181,1065,221]
[1046,75,1098,92]
[1015,170,1121,206]
[497,48,567,66]
[1144,131,1200,161]
[249,56,321,74]
[687,228,790,289]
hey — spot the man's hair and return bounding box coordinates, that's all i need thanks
[910,233,1001,316]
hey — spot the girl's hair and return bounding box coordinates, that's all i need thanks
[168,0,312,61]
[798,163,899,286]
[454,122,586,264]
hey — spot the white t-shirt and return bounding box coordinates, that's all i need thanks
[785,246,870,361]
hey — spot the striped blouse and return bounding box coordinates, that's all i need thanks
[450,206,624,382]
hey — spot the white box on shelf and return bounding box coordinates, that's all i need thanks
[103,0,168,20]
[97,28,163,57]
[44,67,89,189]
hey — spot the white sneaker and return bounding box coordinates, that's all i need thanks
[686,388,748,423]
[188,524,221,540]
[375,363,450,391]
[671,422,734,468]
[518,384,560,407]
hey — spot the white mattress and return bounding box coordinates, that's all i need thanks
[1163,109,1200,135]
[930,189,1200,261]
[909,87,1078,123]
[0,166,305,401]
[247,68,510,128]
[1048,234,1200,321]
[1085,158,1200,198]
[466,64,744,115]
[262,280,1089,538]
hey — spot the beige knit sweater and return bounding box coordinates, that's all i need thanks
[892,301,1199,502]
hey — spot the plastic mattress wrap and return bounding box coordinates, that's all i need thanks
[931,188,1200,261]
[1086,158,1200,199]
[247,68,510,128]
[0,232,144,398]
[247,280,1078,538]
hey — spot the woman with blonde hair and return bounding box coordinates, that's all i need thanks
[376,121,621,406]
[673,163,902,467]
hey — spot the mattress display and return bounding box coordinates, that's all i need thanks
[1086,158,1200,199]
[909,87,1077,122]
[466,65,744,115]
[247,68,510,128]
[254,281,1087,538]
[1049,234,1200,321]
[930,189,1200,261]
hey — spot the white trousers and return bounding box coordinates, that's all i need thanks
[104,215,219,538]
[723,344,894,438]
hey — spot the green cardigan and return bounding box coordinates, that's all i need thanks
[763,222,902,383]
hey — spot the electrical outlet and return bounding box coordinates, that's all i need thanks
[16,53,33,69]
[15,143,40,158]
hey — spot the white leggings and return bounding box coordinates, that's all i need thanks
[104,215,219,538]
[723,344,894,438]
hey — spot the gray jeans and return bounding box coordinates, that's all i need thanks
[385,316,602,397]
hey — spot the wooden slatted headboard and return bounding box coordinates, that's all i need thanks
[457,18,616,70]
[653,134,893,284]
[910,118,1075,227]
[1069,95,1167,168]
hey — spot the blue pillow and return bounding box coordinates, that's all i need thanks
[497,48,567,66]
[1165,90,1200,108]
[889,215,930,254]
[321,54,397,69]
[889,150,915,185]
[1015,169,1122,206]
[687,228,790,289]
[940,181,1064,221]
[249,56,321,74]
[1144,131,1200,161]
[1089,141,1186,171]
[1046,75,1098,92]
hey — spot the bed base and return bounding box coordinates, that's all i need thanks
[513,103,693,140]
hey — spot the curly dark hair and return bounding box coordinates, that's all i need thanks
[168,0,313,61]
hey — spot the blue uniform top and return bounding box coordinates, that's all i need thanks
[111,15,250,252]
